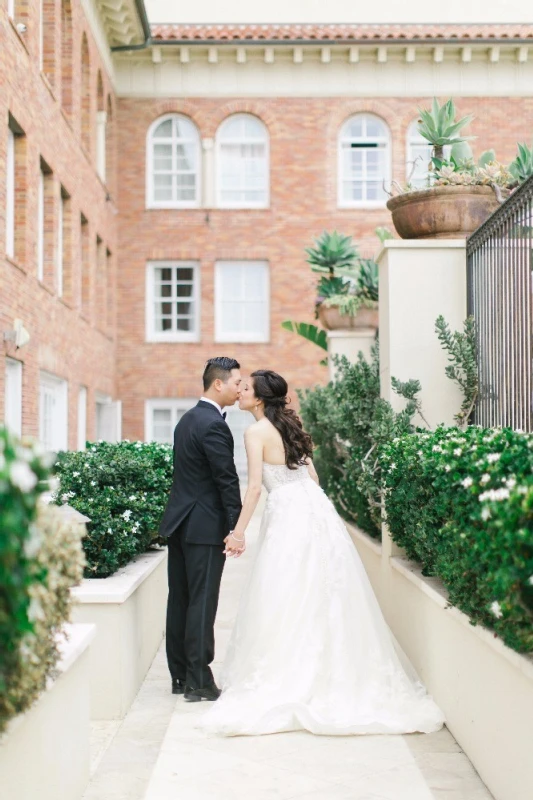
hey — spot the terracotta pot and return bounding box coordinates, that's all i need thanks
[386,185,501,240]
[317,303,379,331]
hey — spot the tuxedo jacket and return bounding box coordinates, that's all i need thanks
[158,400,242,545]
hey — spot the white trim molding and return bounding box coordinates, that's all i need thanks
[145,113,202,209]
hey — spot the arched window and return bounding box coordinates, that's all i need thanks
[96,71,106,181]
[406,119,450,189]
[80,34,91,153]
[60,0,73,118]
[338,114,390,206]
[216,114,269,208]
[147,114,201,208]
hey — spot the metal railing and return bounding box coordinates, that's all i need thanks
[467,175,533,431]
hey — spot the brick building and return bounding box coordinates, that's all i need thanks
[2,2,533,470]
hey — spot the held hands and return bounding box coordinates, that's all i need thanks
[223,531,246,558]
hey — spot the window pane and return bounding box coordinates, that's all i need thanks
[176,318,192,331]
[216,262,268,340]
[176,267,193,281]
[153,119,172,137]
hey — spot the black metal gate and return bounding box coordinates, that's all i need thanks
[467,176,533,431]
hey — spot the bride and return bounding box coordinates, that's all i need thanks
[201,369,444,737]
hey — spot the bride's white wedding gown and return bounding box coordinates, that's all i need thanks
[201,463,444,737]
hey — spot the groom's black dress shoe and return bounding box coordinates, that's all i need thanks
[184,682,221,702]
[171,678,186,695]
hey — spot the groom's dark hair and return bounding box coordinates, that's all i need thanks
[203,357,240,390]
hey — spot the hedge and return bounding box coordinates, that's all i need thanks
[53,440,173,577]
[0,427,85,734]
[381,425,533,653]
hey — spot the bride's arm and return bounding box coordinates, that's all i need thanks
[223,426,263,557]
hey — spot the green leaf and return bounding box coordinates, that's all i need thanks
[281,320,328,350]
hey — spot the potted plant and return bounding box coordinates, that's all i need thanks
[305,230,381,331]
[386,99,516,239]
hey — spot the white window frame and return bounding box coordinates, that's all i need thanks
[145,398,196,443]
[4,358,22,436]
[95,392,122,443]
[214,260,270,343]
[57,189,64,296]
[77,385,87,450]
[6,128,15,258]
[146,260,200,343]
[146,113,201,209]
[39,370,68,453]
[37,168,45,281]
[337,113,391,209]
[8,0,15,18]
[216,114,270,209]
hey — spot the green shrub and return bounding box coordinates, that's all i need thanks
[53,440,173,577]
[0,427,84,733]
[381,426,533,653]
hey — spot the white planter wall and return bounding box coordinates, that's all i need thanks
[348,523,533,800]
[0,623,95,800]
[71,548,168,719]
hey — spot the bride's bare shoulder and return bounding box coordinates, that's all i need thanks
[245,418,275,440]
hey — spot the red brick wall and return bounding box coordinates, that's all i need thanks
[1,0,117,446]
[116,95,533,439]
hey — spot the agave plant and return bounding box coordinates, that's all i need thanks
[509,143,533,185]
[305,231,359,277]
[417,98,474,164]
[356,260,379,303]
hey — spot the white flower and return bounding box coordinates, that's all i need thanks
[417,450,424,457]
[432,445,443,453]
[479,488,509,503]
[444,465,451,472]
[462,477,473,488]
[505,477,517,490]
[84,463,90,469]
[481,507,491,521]
[107,528,112,534]
[490,601,503,619]
[389,463,396,471]
[88,498,94,503]
[91,480,97,486]
[528,576,533,586]
[487,453,501,463]
[73,471,80,477]
[480,473,491,485]
[129,495,137,501]
[164,455,171,462]
[122,510,132,521]
[10,461,37,492]
[453,448,462,456]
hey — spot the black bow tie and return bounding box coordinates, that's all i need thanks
[222,412,227,420]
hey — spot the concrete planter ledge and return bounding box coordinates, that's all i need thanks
[347,521,533,800]
[71,547,168,719]
[0,623,95,800]
[72,548,167,604]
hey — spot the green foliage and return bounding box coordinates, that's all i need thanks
[305,230,359,276]
[435,315,479,428]
[53,440,173,577]
[0,427,84,733]
[417,98,474,159]
[356,259,379,303]
[281,321,328,351]
[299,346,421,536]
[381,426,533,654]
[316,275,347,298]
[509,142,533,184]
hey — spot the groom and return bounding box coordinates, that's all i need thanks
[158,357,243,701]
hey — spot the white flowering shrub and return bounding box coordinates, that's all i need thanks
[381,425,533,653]
[53,441,173,577]
[0,426,84,733]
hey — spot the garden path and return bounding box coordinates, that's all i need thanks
[83,497,493,800]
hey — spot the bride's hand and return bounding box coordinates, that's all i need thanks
[223,532,246,557]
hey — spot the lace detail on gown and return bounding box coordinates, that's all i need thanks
[200,462,444,737]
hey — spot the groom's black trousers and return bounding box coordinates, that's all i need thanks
[166,516,226,689]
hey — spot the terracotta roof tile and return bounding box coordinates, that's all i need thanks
[150,23,533,43]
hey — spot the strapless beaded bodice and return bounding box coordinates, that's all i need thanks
[262,463,311,493]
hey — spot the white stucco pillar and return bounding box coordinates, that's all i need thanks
[377,238,467,558]
[96,111,107,182]
[202,137,214,207]
[327,329,377,381]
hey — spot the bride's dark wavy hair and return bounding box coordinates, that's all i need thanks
[250,370,314,469]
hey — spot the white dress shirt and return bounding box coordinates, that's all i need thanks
[200,396,224,416]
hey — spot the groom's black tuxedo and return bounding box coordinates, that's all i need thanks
[159,400,242,689]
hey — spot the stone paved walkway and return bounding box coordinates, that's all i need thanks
[83,501,493,800]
